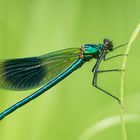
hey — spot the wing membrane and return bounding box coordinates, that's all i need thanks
[0,48,80,90]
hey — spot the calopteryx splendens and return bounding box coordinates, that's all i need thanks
[0,39,126,120]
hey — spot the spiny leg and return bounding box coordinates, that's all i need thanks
[98,69,124,73]
[106,43,127,55]
[113,43,128,51]
[103,54,128,61]
[92,69,121,104]
[92,57,122,104]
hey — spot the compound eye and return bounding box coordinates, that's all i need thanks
[103,38,113,51]
[103,39,110,46]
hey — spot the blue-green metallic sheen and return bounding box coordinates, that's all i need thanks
[0,59,84,120]
[84,44,103,55]
[0,41,109,120]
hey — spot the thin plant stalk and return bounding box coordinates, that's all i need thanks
[120,23,140,140]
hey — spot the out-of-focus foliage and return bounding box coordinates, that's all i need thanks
[0,0,140,140]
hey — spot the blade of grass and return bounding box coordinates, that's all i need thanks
[78,114,140,140]
[120,23,140,140]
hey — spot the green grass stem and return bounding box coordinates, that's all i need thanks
[120,23,140,140]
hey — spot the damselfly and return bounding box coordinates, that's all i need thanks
[0,39,126,120]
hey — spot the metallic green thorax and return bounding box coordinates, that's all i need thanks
[81,44,104,61]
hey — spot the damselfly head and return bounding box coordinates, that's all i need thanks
[103,39,113,51]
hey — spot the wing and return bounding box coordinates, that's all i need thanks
[0,48,80,90]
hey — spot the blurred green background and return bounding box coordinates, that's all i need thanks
[0,0,140,140]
